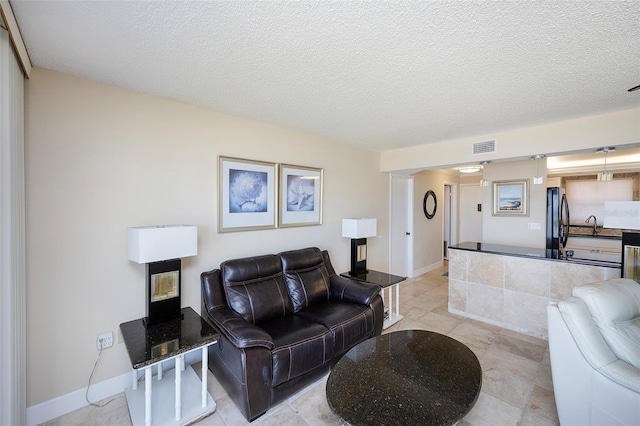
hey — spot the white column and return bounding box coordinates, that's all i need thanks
[157,361,163,380]
[395,284,400,316]
[0,27,26,426]
[144,367,152,426]
[175,357,182,421]
[201,346,208,407]
[132,370,138,390]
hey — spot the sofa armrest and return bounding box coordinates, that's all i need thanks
[330,275,380,305]
[205,307,275,350]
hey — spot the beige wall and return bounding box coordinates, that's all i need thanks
[481,159,547,248]
[24,68,390,406]
[412,170,459,272]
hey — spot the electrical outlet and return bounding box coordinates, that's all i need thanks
[97,331,113,350]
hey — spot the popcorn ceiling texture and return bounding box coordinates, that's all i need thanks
[11,1,640,151]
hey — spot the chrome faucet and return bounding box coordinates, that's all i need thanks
[585,215,599,236]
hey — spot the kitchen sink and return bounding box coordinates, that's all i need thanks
[566,249,621,264]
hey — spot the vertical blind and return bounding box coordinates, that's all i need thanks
[0,27,26,426]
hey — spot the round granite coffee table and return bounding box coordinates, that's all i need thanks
[326,330,482,426]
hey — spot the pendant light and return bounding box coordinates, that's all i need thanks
[532,155,545,185]
[479,161,490,187]
[597,147,615,182]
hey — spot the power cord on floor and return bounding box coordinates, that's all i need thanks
[85,339,115,408]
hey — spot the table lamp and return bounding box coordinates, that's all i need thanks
[342,218,377,277]
[128,225,197,326]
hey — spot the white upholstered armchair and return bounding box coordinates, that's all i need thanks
[548,278,640,425]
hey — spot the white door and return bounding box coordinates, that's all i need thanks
[390,175,413,277]
[443,185,451,259]
[459,184,483,243]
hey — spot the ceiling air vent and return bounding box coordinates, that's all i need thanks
[472,139,497,155]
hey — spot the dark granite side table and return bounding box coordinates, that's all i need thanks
[120,307,220,426]
[326,330,482,426]
[340,270,406,328]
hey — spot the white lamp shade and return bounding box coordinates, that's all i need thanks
[128,225,198,263]
[342,218,377,238]
[603,202,640,230]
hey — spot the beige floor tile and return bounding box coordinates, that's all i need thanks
[419,310,464,334]
[482,368,534,409]
[253,404,308,426]
[481,347,541,382]
[534,363,554,391]
[527,385,560,425]
[520,412,559,426]
[463,392,524,426]
[402,305,429,320]
[491,333,547,363]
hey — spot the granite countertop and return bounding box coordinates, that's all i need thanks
[326,330,481,426]
[449,241,621,268]
[119,307,220,369]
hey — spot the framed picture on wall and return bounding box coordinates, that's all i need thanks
[278,164,323,227]
[218,156,278,232]
[492,179,529,216]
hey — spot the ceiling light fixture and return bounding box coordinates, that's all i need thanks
[457,165,482,174]
[532,154,545,185]
[479,161,490,187]
[597,147,615,182]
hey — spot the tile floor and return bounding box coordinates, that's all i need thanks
[41,263,559,425]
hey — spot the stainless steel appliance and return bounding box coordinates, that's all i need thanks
[546,187,570,259]
[622,232,640,283]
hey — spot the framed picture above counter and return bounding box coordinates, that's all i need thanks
[492,179,529,217]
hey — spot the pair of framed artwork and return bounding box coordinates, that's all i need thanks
[219,156,323,232]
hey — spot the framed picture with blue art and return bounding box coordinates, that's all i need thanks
[218,156,278,232]
[278,164,323,227]
[492,179,529,216]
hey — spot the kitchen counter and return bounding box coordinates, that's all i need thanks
[451,241,621,268]
[448,242,621,338]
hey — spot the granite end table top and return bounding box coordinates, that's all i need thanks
[326,330,482,425]
[340,269,406,288]
[120,306,220,369]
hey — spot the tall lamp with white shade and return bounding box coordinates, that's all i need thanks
[127,225,198,326]
[342,218,377,277]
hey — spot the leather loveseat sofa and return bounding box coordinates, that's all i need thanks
[548,278,640,425]
[201,247,384,421]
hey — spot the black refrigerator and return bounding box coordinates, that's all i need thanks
[546,187,570,259]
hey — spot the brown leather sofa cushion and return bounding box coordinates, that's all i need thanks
[280,248,331,312]
[260,315,334,387]
[221,254,294,324]
[297,299,376,355]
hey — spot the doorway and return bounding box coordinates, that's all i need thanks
[390,175,413,277]
[443,184,458,259]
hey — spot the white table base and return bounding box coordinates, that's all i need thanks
[125,364,216,426]
[381,282,403,329]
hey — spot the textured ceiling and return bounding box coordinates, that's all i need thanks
[10,0,640,152]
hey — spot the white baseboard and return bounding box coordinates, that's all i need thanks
[413,260,443,277]
[26,352,201,426]
[26,371,131,426]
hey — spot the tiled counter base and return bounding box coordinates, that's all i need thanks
[448,248,620,339]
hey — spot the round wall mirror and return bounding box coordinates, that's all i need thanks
[423,190,437,219]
